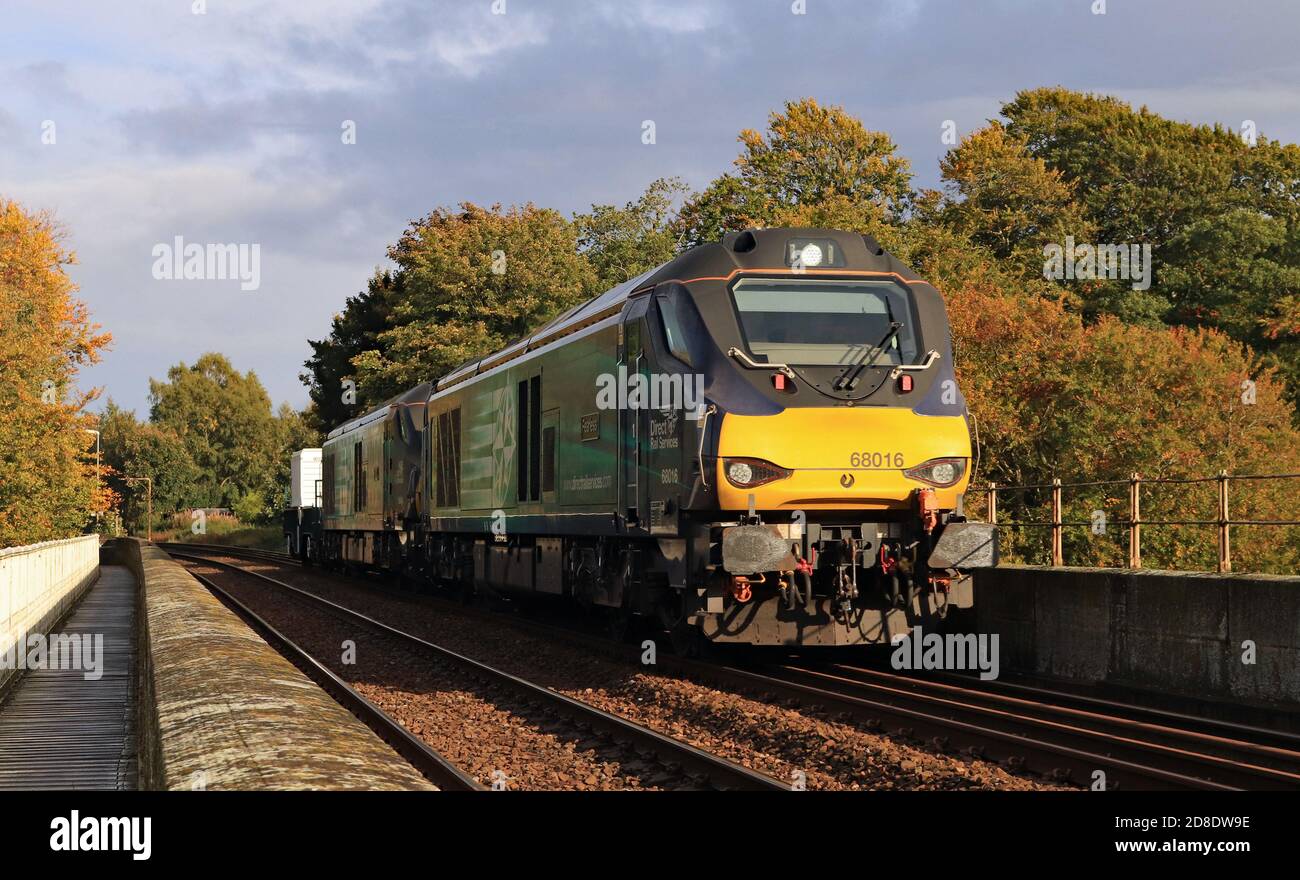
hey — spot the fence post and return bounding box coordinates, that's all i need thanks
[1128,472,1141,569]
[1217,470,1231,573]
[987,482,998,525]
[1051,477,1063,566]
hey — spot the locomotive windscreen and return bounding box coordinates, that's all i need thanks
[730,278,919,366]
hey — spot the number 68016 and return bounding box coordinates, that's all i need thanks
[849,451,904,468]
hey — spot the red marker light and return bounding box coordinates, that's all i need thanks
[898,374,913,393]
[773,373,794,392]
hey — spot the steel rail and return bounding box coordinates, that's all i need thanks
[767,663,1300,790]
[175,552,788,792]
[877,664,1300,755]
[191,570,484,792]
[164,543,1300,790]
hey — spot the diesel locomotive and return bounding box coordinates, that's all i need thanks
[285,228,996,649]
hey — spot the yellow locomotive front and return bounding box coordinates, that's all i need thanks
[658,230,996,647]
[715,272,970,511]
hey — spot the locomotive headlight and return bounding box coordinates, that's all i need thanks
[724,457,793,488]
[904,457,967,488]
[798,242,824,267]
[786,237,843,268]
[931,462,957,484]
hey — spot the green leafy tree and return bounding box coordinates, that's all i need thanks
[148,353,283,511]
[575,177,689,288]
[301,269,400,432]
[351,202,598,401]
[263,403,322,513]
[676,98,913,246]
[99,401,201,533]
[999,88,1300,375]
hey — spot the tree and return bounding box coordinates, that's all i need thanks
[148,353,283,513]
[0,199,111,547]
[99,401,201,533]
[1001,89,1247,244]
[265,402,321,512]
[575,177,689,288]
[998,88,1300,378]
[301,269,400,433]
[676,98,913,246]
[948,280,1300,572]
[938,123,1094,287]
[105,369,317,528]
[351,202,598,401]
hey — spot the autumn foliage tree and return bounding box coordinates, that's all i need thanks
[298,93,1300,571]
[355,202,597,401]
[575,177,689,289]
[0,200,112,547]
[676,98,913,246]
[947,281,1300,571]
[937,123,1093,287]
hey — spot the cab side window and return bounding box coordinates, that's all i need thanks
[656,295,692,367]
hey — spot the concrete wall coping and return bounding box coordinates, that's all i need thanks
[0,533,98,560]
[120,539,434,791]
[991,564,1300,584]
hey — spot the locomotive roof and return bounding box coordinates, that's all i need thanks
[435,227,911,393]
[326,381,431,440]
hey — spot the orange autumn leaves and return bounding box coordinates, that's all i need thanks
[0,200,113,547]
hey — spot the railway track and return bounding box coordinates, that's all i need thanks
[192,570,484,792]
[719,662,1300,791]
[170,548,788,792]
[160,542,1300,791]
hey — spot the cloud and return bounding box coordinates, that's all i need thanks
[1,0,1299,418]
[427,6,550,77]
[606,1,722,34]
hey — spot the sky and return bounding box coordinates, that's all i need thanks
[3,0,1299,417]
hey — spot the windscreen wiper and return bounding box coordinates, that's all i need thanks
[833,321,901,391]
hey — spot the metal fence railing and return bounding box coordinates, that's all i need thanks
[977,471,1300,572]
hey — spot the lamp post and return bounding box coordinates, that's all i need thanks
[123,476,153,542]
[83,429,100,521]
